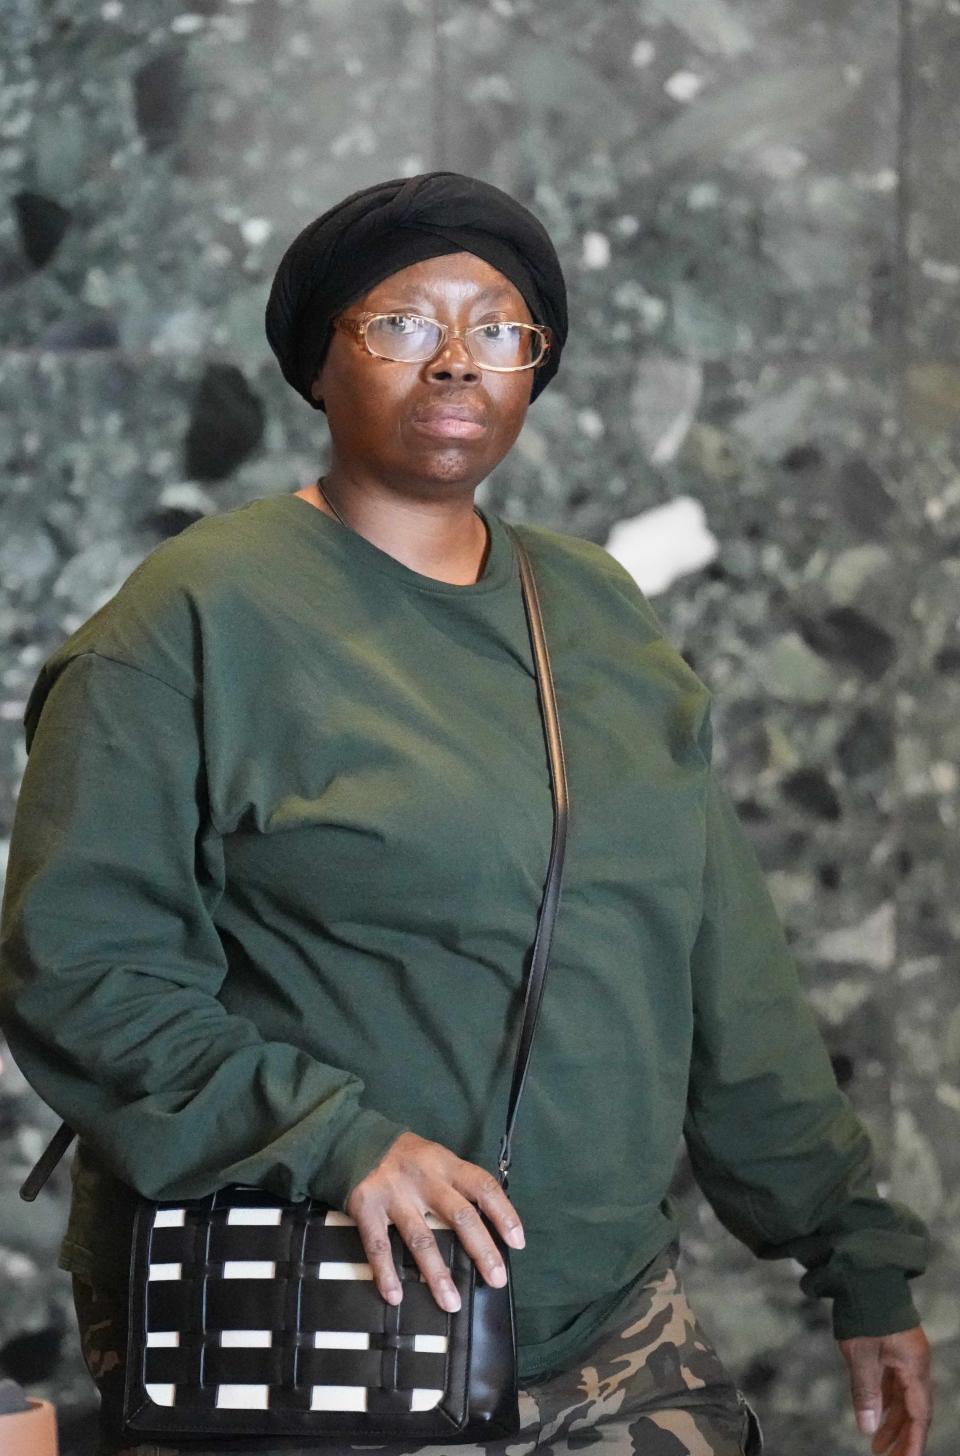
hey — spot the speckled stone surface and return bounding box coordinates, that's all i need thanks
[0,3,955,1453]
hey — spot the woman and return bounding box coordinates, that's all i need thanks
[0,172,932,1456]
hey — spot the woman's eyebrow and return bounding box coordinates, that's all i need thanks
[379,286,516,311]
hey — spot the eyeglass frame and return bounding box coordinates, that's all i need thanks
[331,310,553,372]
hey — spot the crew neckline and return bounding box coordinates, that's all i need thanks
[269,492,518,596]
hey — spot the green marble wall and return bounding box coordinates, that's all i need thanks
[0,3,955,1452]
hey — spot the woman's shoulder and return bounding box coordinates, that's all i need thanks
[33,498,283,702]
[122,494,283,587]
[508,517,712,730]
[508,517,624,571]
[506,517,667,643]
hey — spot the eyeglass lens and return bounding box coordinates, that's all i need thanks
[367,314,544,368]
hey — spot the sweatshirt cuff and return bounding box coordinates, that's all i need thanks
[829,1268,923,1342]
[308,1108,409,1211]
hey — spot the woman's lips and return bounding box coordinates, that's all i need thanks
[411,416,487,439]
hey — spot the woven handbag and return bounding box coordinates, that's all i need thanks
[20,523,570,1447]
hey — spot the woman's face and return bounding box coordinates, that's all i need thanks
[311,252,543,494]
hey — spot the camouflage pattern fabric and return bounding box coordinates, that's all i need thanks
[72,1237,763,1456]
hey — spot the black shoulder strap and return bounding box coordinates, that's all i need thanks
[495,524,569,1191]
[19,521,568,1203]
[19,1120,74,1200]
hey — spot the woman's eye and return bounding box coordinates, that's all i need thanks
[382,314,432,333]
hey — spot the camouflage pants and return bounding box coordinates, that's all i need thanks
[72,1237,763,1456]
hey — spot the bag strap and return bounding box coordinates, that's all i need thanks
[19,1120,74,1200]
[19,522,568,1203]
[495,525,568,1191]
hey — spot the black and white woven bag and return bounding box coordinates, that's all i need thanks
[21,524,570,1447]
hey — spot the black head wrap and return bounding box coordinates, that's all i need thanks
[265,170,567,412]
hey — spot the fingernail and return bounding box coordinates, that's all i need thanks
[857,1410,879,1435]
[489,1264,507,1286]
[507,1227,525,1249]
[384,1286,402,1305]
[442,1284,461,1312]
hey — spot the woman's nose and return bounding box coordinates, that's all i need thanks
[426,336,482,381]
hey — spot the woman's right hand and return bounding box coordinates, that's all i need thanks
[344,1130,526,1314]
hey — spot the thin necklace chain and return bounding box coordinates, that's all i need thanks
[314,477,348,526]
[314,477,483,531]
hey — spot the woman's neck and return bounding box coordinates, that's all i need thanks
[292,479,491,586]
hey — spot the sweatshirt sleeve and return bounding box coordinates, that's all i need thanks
[0,649,408,1209]
[682,700,929,1341]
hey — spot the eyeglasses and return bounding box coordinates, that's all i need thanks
[332,311,552,372]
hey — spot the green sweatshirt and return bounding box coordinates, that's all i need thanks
[0,493,927,1382]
